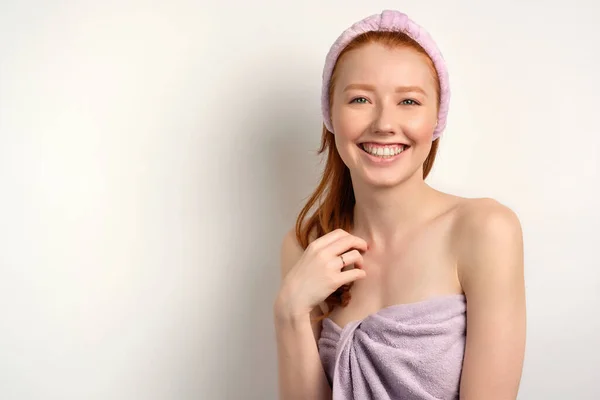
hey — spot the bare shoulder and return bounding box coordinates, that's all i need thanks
[454,197,522,240]
[279,228,304,280]
[452,197,524,286]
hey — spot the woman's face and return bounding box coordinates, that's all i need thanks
[330,43,439,188]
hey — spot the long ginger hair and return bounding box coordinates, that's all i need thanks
[295,31,442,320]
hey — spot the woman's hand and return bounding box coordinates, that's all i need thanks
[275,229,368,320]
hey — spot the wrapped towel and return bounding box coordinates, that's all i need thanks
[318,294,466,400]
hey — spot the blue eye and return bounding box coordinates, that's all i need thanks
[400,99,419,105]
[350,97,368,104]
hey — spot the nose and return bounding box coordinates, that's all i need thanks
[372,103,396,135]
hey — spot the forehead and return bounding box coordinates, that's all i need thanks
[334,43,437,90]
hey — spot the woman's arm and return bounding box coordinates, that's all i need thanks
[273,229,332,400]
[457,199,527,399]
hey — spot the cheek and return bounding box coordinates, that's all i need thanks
[405,112,438,142]
[331,107,365,140]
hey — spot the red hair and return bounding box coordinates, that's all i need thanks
[295,31,442,320]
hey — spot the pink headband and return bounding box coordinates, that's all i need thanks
[321,10,450,140]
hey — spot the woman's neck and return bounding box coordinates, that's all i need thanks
[351,172,441,247]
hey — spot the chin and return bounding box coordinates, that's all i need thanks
[357,169,414,189]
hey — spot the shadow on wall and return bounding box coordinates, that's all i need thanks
[205,64,322,399]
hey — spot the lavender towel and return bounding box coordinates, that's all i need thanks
[318,294,466,400]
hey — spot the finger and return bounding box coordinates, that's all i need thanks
[329,249,363,271]
[327,234,368,256]
[309,229,350,251]
[335,268,367,287]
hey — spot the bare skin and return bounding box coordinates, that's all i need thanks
[274,42,526,400]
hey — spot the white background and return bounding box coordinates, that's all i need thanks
[1,1,599,399]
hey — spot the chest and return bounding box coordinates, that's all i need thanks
[327,219,461,327]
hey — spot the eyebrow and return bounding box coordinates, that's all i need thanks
[343,83,427,96]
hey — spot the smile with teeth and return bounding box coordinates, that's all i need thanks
[360,143,408,158]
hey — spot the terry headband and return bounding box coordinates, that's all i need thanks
[321,10,450,140]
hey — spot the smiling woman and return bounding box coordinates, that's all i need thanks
[332,42,439,185]
[273,9,526,400]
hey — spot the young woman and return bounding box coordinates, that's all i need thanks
[273,10,526,400]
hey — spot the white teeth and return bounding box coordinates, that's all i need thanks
[362,144,405,158]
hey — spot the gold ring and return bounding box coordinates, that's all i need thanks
[340,254,345,267]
